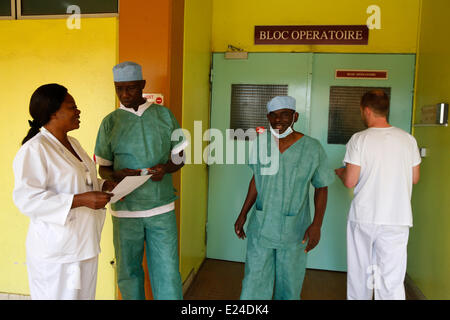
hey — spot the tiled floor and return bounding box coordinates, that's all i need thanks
[0,293,30,300]
[184,258,424,300]
[1,258,424,300]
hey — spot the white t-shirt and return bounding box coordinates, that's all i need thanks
[344,126,421,226]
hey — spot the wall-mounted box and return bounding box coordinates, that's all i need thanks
[420,103,448,125]
[225,51,248,60]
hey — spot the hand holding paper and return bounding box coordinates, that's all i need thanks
[109,175,152,203]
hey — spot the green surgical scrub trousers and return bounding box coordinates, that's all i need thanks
[112,210,183,300]
[240,214,308,300]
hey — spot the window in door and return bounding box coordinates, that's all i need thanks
[230,84,288,139]
[328,86,391,145]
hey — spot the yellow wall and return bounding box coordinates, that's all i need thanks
[179,0,212,281]
[0,18,117,299]
[408,0,450,299]
[212,0,420,53]
[3,0,445,300]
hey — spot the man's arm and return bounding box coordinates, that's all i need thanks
[302,186,328,253]
[149,151,185,181]
[335,163,361,188]
[413,164,420,184]
[234,176,257,239]
[98,165,114,181]
[164,150,186,173]
[99,165,141,182]
[99,150,185,183]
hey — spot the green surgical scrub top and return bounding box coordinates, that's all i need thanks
[247,132,335,248]
[94,104,183,211]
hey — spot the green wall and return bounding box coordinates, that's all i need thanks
[408,0,450,299]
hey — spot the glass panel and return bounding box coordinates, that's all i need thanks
[0,0,11,16]
[230,84,288,133]
[328,86,391,145]
[21,0,118,15]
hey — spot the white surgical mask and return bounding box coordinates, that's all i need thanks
[270,118,295,139]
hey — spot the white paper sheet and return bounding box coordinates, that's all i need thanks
[109,175,152,203]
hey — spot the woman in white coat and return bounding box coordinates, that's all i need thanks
[13,83,116,300]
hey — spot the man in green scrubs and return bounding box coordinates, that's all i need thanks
[234,96,335,300]
[94,61,186,300]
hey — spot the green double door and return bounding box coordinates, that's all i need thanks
[206,52,415,271]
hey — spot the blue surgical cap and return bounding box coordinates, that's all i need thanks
[113,61,143,82]
[267,96,296,113]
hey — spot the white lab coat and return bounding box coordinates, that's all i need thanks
[13,127,106,264]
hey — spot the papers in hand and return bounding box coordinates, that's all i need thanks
[109,175,152,203]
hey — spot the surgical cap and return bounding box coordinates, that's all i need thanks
[267,96,296,113]
[113,61,143,82]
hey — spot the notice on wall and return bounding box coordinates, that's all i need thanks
[335,70,388,80]
[143,93,164,105]
[254,25,369,45]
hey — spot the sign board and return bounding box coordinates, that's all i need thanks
[335,70,388,80]
[143,93,164,105]
[255,25,369,45]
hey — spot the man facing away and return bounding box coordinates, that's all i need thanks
[94,61,186,299]
[335,90,421,300]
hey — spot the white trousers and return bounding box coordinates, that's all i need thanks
[347,221,409,300]
[26,255,99,300]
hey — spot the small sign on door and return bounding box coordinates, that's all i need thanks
[335,70,388,80]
